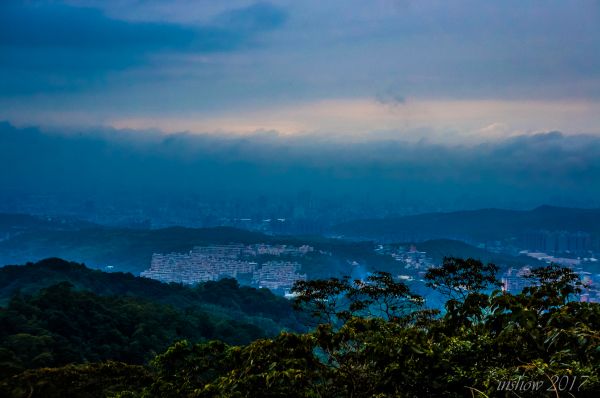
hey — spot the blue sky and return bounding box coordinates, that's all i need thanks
[1,0,599,142]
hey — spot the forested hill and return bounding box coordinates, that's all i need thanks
[0,258,298,327]
[332,205,600,242]
[0,225,364,277]
[0,258,303,379]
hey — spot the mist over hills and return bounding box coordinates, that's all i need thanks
[404,239,537,267]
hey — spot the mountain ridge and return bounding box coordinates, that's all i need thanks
[331,205,600,242]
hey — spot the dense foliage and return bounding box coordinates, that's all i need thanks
[0,258,301,332]
[0,362,152,398]
[0,281,268,378]
[129,260,598,397]
[1,257,599,397]
[0,259,302,379]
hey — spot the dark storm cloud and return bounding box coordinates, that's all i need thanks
[1,122,599,209]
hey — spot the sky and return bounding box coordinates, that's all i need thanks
[1,0,600,213]
[1,0,599,141]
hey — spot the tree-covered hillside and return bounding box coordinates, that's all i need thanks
[0,258,297,325]
[0,258,303,380]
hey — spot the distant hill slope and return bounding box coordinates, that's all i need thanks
[0,224,371,278]
[0,226,272,273]
[331,205,600,242]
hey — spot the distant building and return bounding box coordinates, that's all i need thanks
[520,230,593,255]
[390,247,433,270]
[501,267,532,293]
[252,261,307,293]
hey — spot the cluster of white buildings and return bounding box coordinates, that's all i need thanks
[254,244,314,256]
[140,244,309,294]
[252,261,307,290]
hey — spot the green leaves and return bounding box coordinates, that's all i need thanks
[128,262,600,397]
[521,264,584,311]
[292,271,423,327]
[0,361,152,398]
[425,257,501,302]
[0,282,268,380]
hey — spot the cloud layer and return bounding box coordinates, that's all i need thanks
[1,122,599,211]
